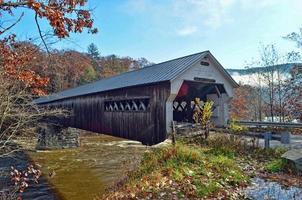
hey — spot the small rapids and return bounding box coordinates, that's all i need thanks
[244,177,302,200]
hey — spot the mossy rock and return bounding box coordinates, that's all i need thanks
[282,149,302,171]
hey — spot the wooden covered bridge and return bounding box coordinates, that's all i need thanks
[35,51,238,145]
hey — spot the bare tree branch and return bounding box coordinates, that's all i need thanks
[0,69,68,157]
[34,13,50,54]
[0,12,24,34]
[0,2,28,7]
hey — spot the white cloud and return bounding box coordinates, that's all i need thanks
[171,0,235,29]
[238,0,289,10]
[177,26,198,36]
[123,0,301,36]
[123,0,236,35]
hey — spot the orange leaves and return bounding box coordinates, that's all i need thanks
[18,71,49,89]
[0,1,97,95]
[10,164,42,199]
[230,86,251,120]
[0,35,49,95]
[0,0,97,38]
[27,1,41,11]
[32,88,48,96]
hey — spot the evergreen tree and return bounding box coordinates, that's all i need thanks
[87,43,100,60]
[87,43,101,76]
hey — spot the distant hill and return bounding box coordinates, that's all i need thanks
[226,63,299,75]
[226,63,301,85]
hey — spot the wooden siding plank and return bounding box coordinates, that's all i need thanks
[46,82,170,145]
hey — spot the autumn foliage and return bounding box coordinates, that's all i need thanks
[230,85,251,120]
[0,0,98,95]
[0,0,97,37]
[10,164,42,197]
[0,35,49,95]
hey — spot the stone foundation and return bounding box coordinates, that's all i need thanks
[36,123,80,150]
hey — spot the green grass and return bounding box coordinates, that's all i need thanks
[105,142,249,199]
[263,158,297,173]
[265,159,286,173]
[102,134,289,199]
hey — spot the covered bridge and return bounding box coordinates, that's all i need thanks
[35,51,238,145]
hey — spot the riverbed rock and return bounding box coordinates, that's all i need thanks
[282,149,302,171]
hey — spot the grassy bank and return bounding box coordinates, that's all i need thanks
[101,134,289,199]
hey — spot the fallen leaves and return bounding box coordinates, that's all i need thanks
[100,144,249,200]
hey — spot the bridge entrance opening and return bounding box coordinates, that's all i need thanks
[172,80,227,123]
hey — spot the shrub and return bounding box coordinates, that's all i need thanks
[201,101,214,139]
[158,144,203,167]
[203,134,248,157]
[229,120,248,134]
[192,99,214,140]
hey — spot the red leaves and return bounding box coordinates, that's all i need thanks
[0,0,97,38]
[0,35,49,95]
[230,86,251,120]
[28,1,41,11]
[0,1,97,95]
[10,164,42,199]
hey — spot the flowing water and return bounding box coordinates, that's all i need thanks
[244,177,302,200]
[0,134,148,200]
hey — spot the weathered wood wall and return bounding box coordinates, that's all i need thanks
[43,81,171,145]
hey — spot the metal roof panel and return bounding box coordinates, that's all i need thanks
[34,51,208,104]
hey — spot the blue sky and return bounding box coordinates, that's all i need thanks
[4,0,302,69]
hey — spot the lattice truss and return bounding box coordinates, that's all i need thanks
[173,100,217,112]
[173,101,189,112]
[104,98,150,112]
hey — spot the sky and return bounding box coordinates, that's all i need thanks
[4,0,302,69]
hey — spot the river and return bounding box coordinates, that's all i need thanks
[0,134,148,200]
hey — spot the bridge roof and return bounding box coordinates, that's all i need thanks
[35,51,237,104]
